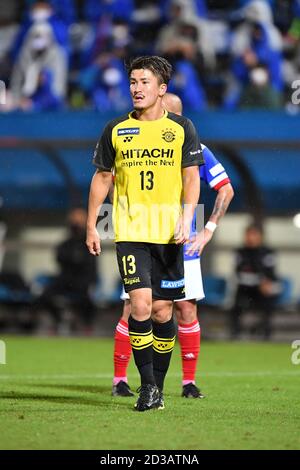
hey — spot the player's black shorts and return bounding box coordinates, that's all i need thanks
[116,242,185,300]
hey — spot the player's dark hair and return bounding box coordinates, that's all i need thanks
[126,56,172,85]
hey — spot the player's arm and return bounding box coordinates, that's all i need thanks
[108,173,115,204]
[186,146,234,256]
[186,182,234,256]
[210,182,234,225]
[108,182,114,203]
[86,170,112,255]
[203,182,234,245]
[86,123,115,255]
[175,118,203,244]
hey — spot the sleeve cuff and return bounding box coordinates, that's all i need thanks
[213,178,231,191]
[182,157,204,168]
[93,160,112,172]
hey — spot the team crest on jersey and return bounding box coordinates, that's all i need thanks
[117,127,140,136]
[162,128,176,142]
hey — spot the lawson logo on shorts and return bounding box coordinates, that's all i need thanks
[161,279,185,289]
[117,127,140,136]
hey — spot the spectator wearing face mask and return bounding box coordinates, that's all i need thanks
[224,0,283,109]
[156,0,216,70]
[239,63,282,109]
[10,22,67,109]
[232,20,283,92]
[78,51,131,112]
[231,1,283,85]
[11,1,69,61]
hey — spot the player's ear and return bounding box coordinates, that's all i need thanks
[158,83,167,97]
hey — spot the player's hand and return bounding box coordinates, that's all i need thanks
[86,227,101,256]
[174,216,191,244]
[185,228,214,256]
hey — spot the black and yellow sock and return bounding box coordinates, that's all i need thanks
[128,316,155,386]
[152,318,176,391]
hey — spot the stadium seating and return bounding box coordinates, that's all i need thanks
[274,277,293,309]
[199,275,228,308]
[1,111,300,212]
[0,272,32,305]
[0,272,33,332]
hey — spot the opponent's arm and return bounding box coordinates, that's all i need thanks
[186,182,234,255]
[86,170,112,256]
[210,183,234,226]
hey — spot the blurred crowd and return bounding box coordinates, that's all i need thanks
[1,0,300,112]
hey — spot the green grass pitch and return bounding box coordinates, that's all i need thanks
[0,336,299,450]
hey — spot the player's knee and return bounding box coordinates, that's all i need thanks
[152,304,173,323]
[152,310,171,323]
[130,298,151,319]
[175,301,197,324]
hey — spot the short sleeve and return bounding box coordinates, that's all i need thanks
[181,118,204,168]
[93,123,115,171]
[200,145,230,190]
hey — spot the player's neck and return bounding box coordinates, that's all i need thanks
[134,103,165,121]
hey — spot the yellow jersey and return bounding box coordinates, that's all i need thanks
[93,110,204,243]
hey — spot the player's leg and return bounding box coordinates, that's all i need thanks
[116,242,160,411]
[151,299,175,408]
[151,243,185,408]
[174,258,205,398]
[112,297,134,397]
[175,300,204,398]
[129,287,162,411]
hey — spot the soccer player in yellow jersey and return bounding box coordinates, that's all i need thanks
[113,93,234,399]
[86,56,203,411]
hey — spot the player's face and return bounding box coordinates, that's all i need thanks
[130,69,166,111]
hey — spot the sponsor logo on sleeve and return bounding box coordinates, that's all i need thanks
[189,149,202,156]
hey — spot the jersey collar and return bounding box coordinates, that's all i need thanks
[128,109,168,121]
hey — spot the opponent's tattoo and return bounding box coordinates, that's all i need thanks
[211,190,231,223]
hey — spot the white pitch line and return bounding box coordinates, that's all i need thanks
[0,371,299,380]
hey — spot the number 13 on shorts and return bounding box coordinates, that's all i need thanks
[122,255,136,275]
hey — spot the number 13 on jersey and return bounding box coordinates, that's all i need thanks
[140,171,154,190]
